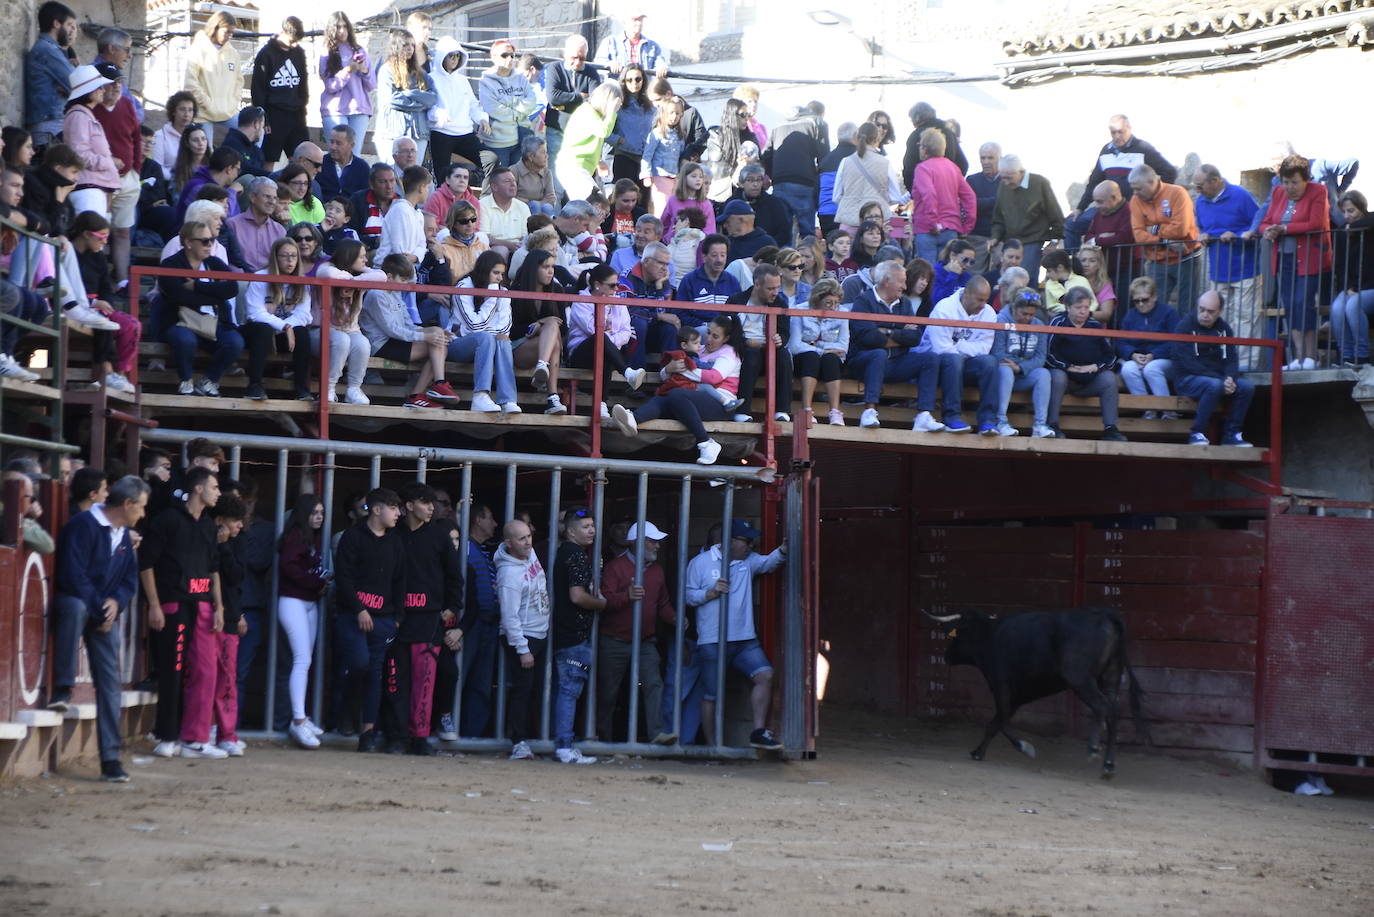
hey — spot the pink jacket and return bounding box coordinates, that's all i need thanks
[63,104,120,191]
[660,195,716,241]
[567,295,633,352]
[910,156,976,236]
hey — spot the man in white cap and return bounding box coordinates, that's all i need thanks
[594,11,669,77]
[597,519,677,744]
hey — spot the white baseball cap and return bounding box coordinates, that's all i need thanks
[626,521,668,541]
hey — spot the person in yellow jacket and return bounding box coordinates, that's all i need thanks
[185,11,246,142]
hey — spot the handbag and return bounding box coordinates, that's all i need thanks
[176,306,218,340]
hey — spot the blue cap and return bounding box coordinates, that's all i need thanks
[731,519,762,540]
[721,199,755,218]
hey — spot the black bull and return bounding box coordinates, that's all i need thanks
[927,608,1150,778]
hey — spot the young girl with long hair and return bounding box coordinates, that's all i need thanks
[375,28,437,165]
[319,11,374,141]
[704,99,750,203]
[313,238,382,404]
[660,161,716,240]
[172,124,211,195]
[243,236,315,400]
[451,249,521,413]
[640,95,685,215]
[1076,244,1117,325]
[508,248,569,414]
[277,492,332,749]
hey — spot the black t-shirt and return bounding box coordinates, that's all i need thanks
[552,541,594,649]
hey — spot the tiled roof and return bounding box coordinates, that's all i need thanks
[1004,0,1374,57]
[147,0,259,11]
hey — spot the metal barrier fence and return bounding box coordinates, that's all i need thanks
[140,428,811,759]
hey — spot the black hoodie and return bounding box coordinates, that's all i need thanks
[396,518,463,643]
[22,165,75,237]
[333,520,406,618]
[139,502,219,608]
[251,39,309,113]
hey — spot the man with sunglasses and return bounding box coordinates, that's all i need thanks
[272,140,325,200]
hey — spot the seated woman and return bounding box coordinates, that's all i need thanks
[931,238,975,306]
[609,313,744,465]
[1076,244,1117,326]
[313,239,380,404]
[450,249,521,414]
[286,222,328,276]
[439,199,490,282]
[70,211,142,394]
[850,219,885,270]
[359,253,458,410]
[1116,276,1180,416]
[507,248,569,415]
[241,236,315,401]
[788,278,849,426]
[158,220,244,396]
[1331,190,1374,367]
[280,163,325,225]
[567,261,646,420]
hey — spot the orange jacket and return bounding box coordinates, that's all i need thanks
[1130,182,1200,264]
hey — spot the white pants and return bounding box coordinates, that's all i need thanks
[311,328,369,387]
[68,187,112,221]
[556,160,597,202]
[278,596,319,721]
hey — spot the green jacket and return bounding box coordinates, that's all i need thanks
[991,172,1065,245]
[556,104,618,176]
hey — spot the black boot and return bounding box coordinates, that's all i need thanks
[357,729,382,753]
[408,736,436,756]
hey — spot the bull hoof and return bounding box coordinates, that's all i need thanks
[969,749,985,761]
[1016,740,1036,759]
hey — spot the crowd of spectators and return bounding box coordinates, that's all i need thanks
[13,3,1350,458]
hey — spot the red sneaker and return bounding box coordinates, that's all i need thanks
[426,380,459,401]
[404,394,439,409]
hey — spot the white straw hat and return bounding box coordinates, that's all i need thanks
[68,64,114,103]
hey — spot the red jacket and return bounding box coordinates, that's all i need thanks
[1259,181,1331,276]
[600,552,675,642]
[278,526,330,601]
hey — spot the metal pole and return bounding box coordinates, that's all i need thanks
[317,286,332,439]
[229,445,242,481]
[540,469,562,741]
[673,475,691,743]
[591,301,605,458]
[781,472,805,755]
[627,472,649,744]
[313,451,335,726]
[451,462,473,737]
[584,471,606,738]
[494,464,518,742]
[417,455,427,483]
[369,454,381,489]
[263,449,289,731]
[716,483,735,748]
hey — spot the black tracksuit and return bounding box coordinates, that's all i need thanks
[334,521,406,619]
[251,38,310,164]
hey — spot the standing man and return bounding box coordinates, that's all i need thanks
[251,17,310,169]
[25,2,76,153]
[764,105,827,240]
[990,154,1064,285]
[551,506,605,764]
[1193,164,1263,371]
[93,27,142,120]
[1085,180,1138,304]
[1065,114,1177,250]
[318,124,370,199]
[918,275,1000,435]
[1173,291,1255,448]
[597,520,677,744]
[686,519,786,750]
[495,518,550,760]
[50,475,148,782]
[1129,164,1201,308]
[544,34,602,166]
[901,102,965,190]
[965,142,1002,271]
[595,11,670,77]
[731,165,794,247]
[227,176,286,271]
[456,501,502,738]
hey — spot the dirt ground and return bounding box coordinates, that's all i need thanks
[2,707,1371,917]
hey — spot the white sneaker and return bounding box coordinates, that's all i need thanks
[600,401,612,422]
[177,380,194,395]
[611,403,638,435]
[555,747,597,765]
[696,438,722,465]
[327,387,338,402]
[216,740,245,757]
[624,366,646,390]
[1142,410,1159,420]
[995,422,1019,437]
[544,394,567,415]
[1032,423,1056,439]
[152,740,179,758]
[180,741,229,759]
[437,713,458,742]
[0,353,40,382]
[531,360,550,392]
[104,372,135,393]
[859,407,880,428]
[1311,774,1334,796]
[773,411,790,422]
[1294,780,1322,796]
[499,401,522,414]
[912,411,945,433]
[289,721,321,749]
[193,378,219,397]
[470,391,500,412]
[65,302,119,331]
[344,386,370,405]
[1301,357,1317,370]
[509,740,535,760]
[731,413,752,423]
[1285,359,1301,371]
[304,719,325,737]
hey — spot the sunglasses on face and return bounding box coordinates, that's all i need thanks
[190,237,213,244]
[292,235,314,244]
[1132,297,1151,304]
[456,217,477,225]
[498,52,514,58]
[781,262,801,270]
[306,160,323,169]
[958,256,974,265]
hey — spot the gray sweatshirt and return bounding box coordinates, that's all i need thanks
[479,70,541,149]
[495,543,550,654]
[360,288,425,355]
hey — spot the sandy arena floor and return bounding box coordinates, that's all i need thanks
[2,707,1371,916]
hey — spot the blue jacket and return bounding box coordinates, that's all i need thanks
[1195,182,1260,282]
[641,129,684,178]
[674,265,741,325]
[1172,313,1239,379]
[967,171,1000,237]
[931,263,969,306]
[461,538,499,630]
[990,304,1046,372]
[55,507,138,618]
[1046,314,1117,373]
[318,155,371,199]
[1116,303,1179,361]
[847,287,924,356]
[608,98,654,159]
[595,33,669,73]
[25,36,72,128]
[618,262,676,321]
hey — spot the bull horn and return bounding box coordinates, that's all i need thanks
[923,610,961,623]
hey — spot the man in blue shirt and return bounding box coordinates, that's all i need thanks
[25,2,77,150]
[595,11,669,77]
[1193,165,1262,372]
[674,233,740,333]
[966,142,1002,271]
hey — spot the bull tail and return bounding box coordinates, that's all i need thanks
[1109,611,1152,746]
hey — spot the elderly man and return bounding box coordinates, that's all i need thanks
[1173,291,1255,447]
[1065,114,1177,250]
[596,519,677,744]
[319,124,370,199]
[610,213,672,282]
[1046,287,1126,441]
[846,259,944,432]
[272,140,325,200]
[93,27,142,119]
[547,198,598,269]
[349,162,398,251]
[966,141,1001,271]
[721,199,777,263]
[391,137,420,174]
[1085,180,1138,301]
[990,154,1063,285]
[731,164,794,246]
[227,177,286,271]
[1129,163,1201,308]
[917,275,999,434]
[595,11,669,77]
[618,240,678,368]
[544,34,602,164]
[1193,164,1262,371]
[479,166,531,254]
[901,101,966,190]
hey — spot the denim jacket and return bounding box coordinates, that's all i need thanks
[25,36,73,128]
[641,129,684,178]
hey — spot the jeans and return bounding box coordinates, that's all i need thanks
[52,594,123,762]
[334,612,397,727]
[1120,358,1174,396]
[1146,251,1202,310]
[1331,289,1374,361]
[322,114,371,147]
[633,388,728,444]
[553,640,593,748]
[0,280,51,355]
[447,331,514,403]
[996,365,1050,425]
[1176,374,1255,436]
[596,636,664,741]
[627,314,679,369]
[528,201,557,216]
[165,322,244,383]
[938,352,999,425]
[1064,206,1096,252]
[846,348,939,409]
[915,228,958,265]
[458,616,500,737]
[771,181,816,239]
[1049,369,1119,427]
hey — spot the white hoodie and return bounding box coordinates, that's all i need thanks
[917,289,998,357]
[430,37,488,137]
[495,543,550,654]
